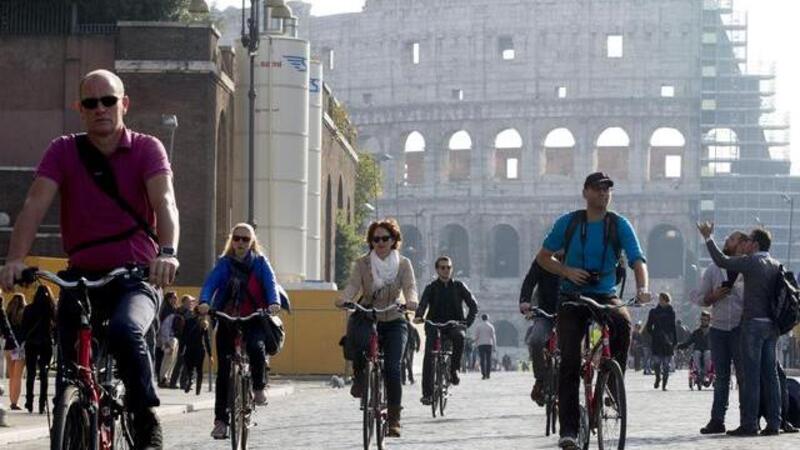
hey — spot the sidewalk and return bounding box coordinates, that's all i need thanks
[0,377,294,445]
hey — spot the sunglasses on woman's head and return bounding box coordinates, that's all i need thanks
[372,235,392,243]
[232,235,251,243]
[80,96,119,110]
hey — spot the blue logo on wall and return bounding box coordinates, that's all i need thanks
[284,55,307,73]
[310,78,320,93]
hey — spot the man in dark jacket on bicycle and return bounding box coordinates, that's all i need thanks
[535,173,650,450]
[414,256,478,405]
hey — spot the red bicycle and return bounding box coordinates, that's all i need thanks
[526,307,559,437]
[424,320,465,418]
[17,266,145,450]
[560,295,642,450]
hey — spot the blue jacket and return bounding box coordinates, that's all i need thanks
[199,252,279,310]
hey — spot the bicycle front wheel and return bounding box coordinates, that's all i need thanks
[594,359,627,450]
[229,364,246,450]
[50,385,92,450]
[371,365,386,450]
[362,362,375,450]
[431,358,440,418]
[545,357,559,437]
[439,356,450,416]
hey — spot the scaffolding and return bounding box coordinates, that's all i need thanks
[699,0,796,267]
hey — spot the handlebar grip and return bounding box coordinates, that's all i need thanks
[14,267,38,285]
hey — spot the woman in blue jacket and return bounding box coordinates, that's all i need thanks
[197,223,280,440]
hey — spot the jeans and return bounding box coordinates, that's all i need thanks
[526,317,554,382]
[557,294,631,438]
[421,324,465,397]
[214,318,269,423]
[740,319,781,431]
[652,354,672,379]
[352,319,408,407]
[56,277,161,410]
[478,345,493,378]
[709,326,742,424]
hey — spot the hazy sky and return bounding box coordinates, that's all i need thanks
[213,0,798,171]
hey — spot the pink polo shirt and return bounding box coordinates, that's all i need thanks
[36,129,172,271]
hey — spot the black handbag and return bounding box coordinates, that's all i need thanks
[263,315,285,356]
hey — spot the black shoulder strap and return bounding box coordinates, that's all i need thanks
[562,210,585,258]
[69,134,158,254]
[606,211,622,260]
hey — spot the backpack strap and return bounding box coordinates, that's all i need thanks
[67,134,159,255]
[562,210,585,260]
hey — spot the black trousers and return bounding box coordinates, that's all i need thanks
[421,325,465,397]
[182,351,206,395]
[25,342,52,409]
[557,294,631,438]
[214,319,268,423]
[478,345,493,378]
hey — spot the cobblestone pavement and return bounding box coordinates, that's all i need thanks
[8,370,800,449]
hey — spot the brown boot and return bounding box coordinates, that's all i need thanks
[387,405,402,437]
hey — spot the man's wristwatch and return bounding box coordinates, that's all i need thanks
[159,246,177,258]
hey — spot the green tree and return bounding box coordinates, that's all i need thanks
[353,153,382,230]
[334,211,364,287]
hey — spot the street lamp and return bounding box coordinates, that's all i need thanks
[241,0,261,227]
[781,194,794,269]
[160,114,178,162]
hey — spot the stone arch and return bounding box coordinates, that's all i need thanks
[403,131,425,185]
[489,224,520,278]
[401,225,425,279]
[448,130,472,181]
[495,128,523,180]
[595,127,631,180]
[495,320,519,347]
[647,224,685,279]
[649,127,686,179]
[439,224,470,276]
[543,127,576,176]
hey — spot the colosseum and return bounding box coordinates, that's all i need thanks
[297,0,796,348]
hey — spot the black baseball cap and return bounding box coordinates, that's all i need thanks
[583,172,614,189]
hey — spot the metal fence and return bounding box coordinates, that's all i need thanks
[0,1,115,35]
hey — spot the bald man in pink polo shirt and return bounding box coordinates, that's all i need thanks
[0,69,179,449]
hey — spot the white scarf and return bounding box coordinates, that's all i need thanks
[370,250,400,292]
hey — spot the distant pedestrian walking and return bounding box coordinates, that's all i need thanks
[474,314,496,379]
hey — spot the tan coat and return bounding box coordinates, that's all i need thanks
[340,252,418,322]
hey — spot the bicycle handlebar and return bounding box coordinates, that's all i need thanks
[561,295,646,311]
[525,307,556,321]
[341,302,404,314]
[424,319,466,328]
[212,310,269,323]
[16,266,148,289]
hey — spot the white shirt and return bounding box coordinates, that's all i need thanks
[473,320,496,347]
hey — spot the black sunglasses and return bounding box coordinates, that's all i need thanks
[437,265,452,270]
[80,96,119,110]
[372,235,392,243]
[232,235,251,243]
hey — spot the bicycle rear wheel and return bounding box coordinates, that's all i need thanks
[362,362,375,450]
[594,360,627,450]
[50,385,92,450]
[229,364,246,450]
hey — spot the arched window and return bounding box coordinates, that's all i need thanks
[543,128,576,176]
[647,225,685,278]
[337,176,344,210]
[495,129,523,180]
[448,130,472,181]
[403,131,425,184]
[596,127,631,180]
[649,128,686,179]
[401,225,425,279]
[703,128,739,175]
[495,320,519,347]
[489,224,520,277]
[439,224,470,276]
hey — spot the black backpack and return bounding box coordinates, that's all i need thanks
[771,265,800,335]
[563,210,627,293]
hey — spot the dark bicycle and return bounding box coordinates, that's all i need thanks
[212,309,270,450]
[526,307,559,437]
[424,319,464,418]
[342,302,403,450]
[16,266,145,450]
[560,295,644,450]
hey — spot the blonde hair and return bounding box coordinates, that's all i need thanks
[221,222,263,257]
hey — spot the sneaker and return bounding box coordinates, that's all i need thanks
[132,407,163,449]
[700,420,726,434]
[9,404,21,411]
[760,427,780,436]
[450,372,460,386]
[420,396,432,406]
[254,389,268,406]
[726,426,758,437]
[558,435,579,449]
[530,381,545,407]
[781,422,799,433]
[211,420,228,440]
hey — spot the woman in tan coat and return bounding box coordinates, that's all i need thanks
[337,219,418,437]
